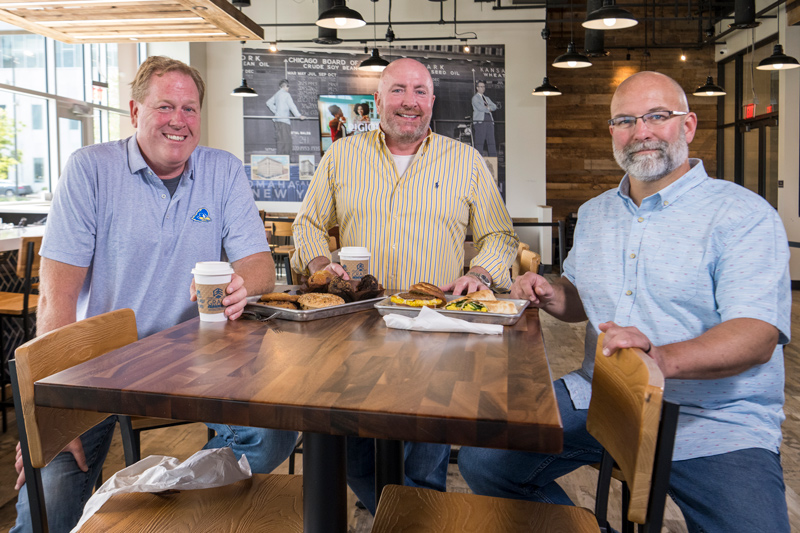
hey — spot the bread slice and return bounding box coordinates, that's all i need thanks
[483,300,517,315]
[297,293,345,310]
[466,289,496,301]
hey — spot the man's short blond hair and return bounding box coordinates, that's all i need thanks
[130,56,205,107]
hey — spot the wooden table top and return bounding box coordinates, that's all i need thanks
[35,307,562,453]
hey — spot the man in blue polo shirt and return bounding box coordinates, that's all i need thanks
[11,56,298,533]
[458,71,791,531]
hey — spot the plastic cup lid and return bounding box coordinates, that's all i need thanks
[191,261,235,276]
[339,246,371,259]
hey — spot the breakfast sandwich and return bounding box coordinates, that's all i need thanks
[390,282,446,308]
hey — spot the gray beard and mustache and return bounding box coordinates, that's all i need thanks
[612,132,689,182]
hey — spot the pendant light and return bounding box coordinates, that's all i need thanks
[757,6,799,70]
[692,76,726,97]
[553,42,592,68]
[316,0,366,30]
[359,1,389,72]
[532,77,561,96]
[231,78,257,97]
[553,1,591,69]
[582,0,638,30]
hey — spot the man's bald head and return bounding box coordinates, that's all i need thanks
[611,71,689,116]
[377,58,434,94]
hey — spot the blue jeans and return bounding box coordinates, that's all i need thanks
[347,437,450,515]
[13,417,298,533]
[458,380,790,533]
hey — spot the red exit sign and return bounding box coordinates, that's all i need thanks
[743,103,755,119]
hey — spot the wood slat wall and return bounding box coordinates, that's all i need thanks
[544,8,718,224]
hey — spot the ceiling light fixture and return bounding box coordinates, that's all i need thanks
[532,76,561,96]
[359,1,389,72]
[692,76,726,96]
[554,1,591,68]
[757,7,799,70]
[316,0,366,30]
[553,41,592,68]
[582,0,638,30]
[680,50,687,61]
[231,78,257,97]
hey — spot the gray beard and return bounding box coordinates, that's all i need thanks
[613,135,688,183]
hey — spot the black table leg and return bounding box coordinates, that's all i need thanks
[375,439,404,506]
[303,432,347,533]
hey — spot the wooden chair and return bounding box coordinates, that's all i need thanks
[0,236,41,432]
[269,221,296,281]
[519,248,542,276]
[371,334,679,533]
[10,308,303,533]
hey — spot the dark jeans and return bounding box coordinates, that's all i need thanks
[274,121,292,155]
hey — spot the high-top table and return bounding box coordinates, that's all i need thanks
[34,305,561,533]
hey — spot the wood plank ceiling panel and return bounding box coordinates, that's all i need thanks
[0,0,263,43]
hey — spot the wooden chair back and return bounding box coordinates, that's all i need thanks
[586,333,672,526]
[13,308,138,468]
[518,249,541,277]
[17,236,42,279]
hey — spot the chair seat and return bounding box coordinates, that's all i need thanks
[372,485,600,533]
[0,291,38,314]
[81,473,303,532]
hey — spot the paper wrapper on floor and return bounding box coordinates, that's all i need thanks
[70,447,252,533]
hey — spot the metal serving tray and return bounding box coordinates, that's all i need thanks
[374,295,530,326]
[244,290,385,322]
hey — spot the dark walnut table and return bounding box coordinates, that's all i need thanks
[35,306,562,533]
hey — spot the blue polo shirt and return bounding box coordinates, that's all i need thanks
[561,159,790,460]
[41,135,268,338]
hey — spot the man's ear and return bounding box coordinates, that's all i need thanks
[130,100,139,128]
[684,112,698,144]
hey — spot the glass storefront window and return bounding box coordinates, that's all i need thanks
[0,34,46,94]
[55,42,85,101]
[0,90,49,199]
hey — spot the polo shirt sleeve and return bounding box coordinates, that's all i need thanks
[221,158,270,263]
[714,203,791,345]
[40,150,98,268]
[468,155,519,290]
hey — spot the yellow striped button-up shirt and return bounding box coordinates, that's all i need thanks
[291,129,518,291]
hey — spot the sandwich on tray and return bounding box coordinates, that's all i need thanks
[390,282,446,308]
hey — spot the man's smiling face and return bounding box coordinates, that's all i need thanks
[375,58,435,151]
[130,70,200,179]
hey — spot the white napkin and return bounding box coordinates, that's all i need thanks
[383,305,503,335]
[72,447,252,532]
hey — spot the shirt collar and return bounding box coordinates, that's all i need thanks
[126,133,195,181]
[376,127,434,158]
[617,158,708,208]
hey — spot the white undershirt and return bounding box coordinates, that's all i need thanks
[392,154,414,177]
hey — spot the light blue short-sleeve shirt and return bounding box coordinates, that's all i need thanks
[561,159,790,461]
[41,135,269,338]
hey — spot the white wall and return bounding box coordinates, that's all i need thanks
[198,1,547,220]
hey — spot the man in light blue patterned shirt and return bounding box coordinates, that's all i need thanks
[458,71,790,532]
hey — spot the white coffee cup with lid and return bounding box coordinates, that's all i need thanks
[192,261,235,322]
[339,247,371,281]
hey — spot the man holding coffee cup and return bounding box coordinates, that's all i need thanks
[291,58,518,514]
[11,57,299,533]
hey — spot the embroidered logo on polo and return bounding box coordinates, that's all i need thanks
[192,208,212,222]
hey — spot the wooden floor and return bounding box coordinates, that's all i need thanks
[0,286,797,532]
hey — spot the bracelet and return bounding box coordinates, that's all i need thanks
[644,343,652,354]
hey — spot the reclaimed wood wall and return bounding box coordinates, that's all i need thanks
[543,8,719,225]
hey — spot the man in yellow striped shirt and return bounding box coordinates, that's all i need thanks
[291,58,518,514]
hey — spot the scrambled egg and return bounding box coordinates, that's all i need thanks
[444,299,488,312]
[390,295,443,307]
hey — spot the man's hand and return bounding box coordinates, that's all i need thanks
[189,273,249,321]
[442,274,487,296]
[15,437,88,490]
[598,320,657,359]
[308,256,349,280]
[510,272,555,307]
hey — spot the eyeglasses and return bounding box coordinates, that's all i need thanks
[608,111,688,129]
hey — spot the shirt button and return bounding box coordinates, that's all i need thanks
[629,253,636,259]
[161,194,166,199]
[626,290,632,296]
[663,200,669,206]
[637,217,644,223]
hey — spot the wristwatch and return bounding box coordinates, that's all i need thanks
[466,271,491,287]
